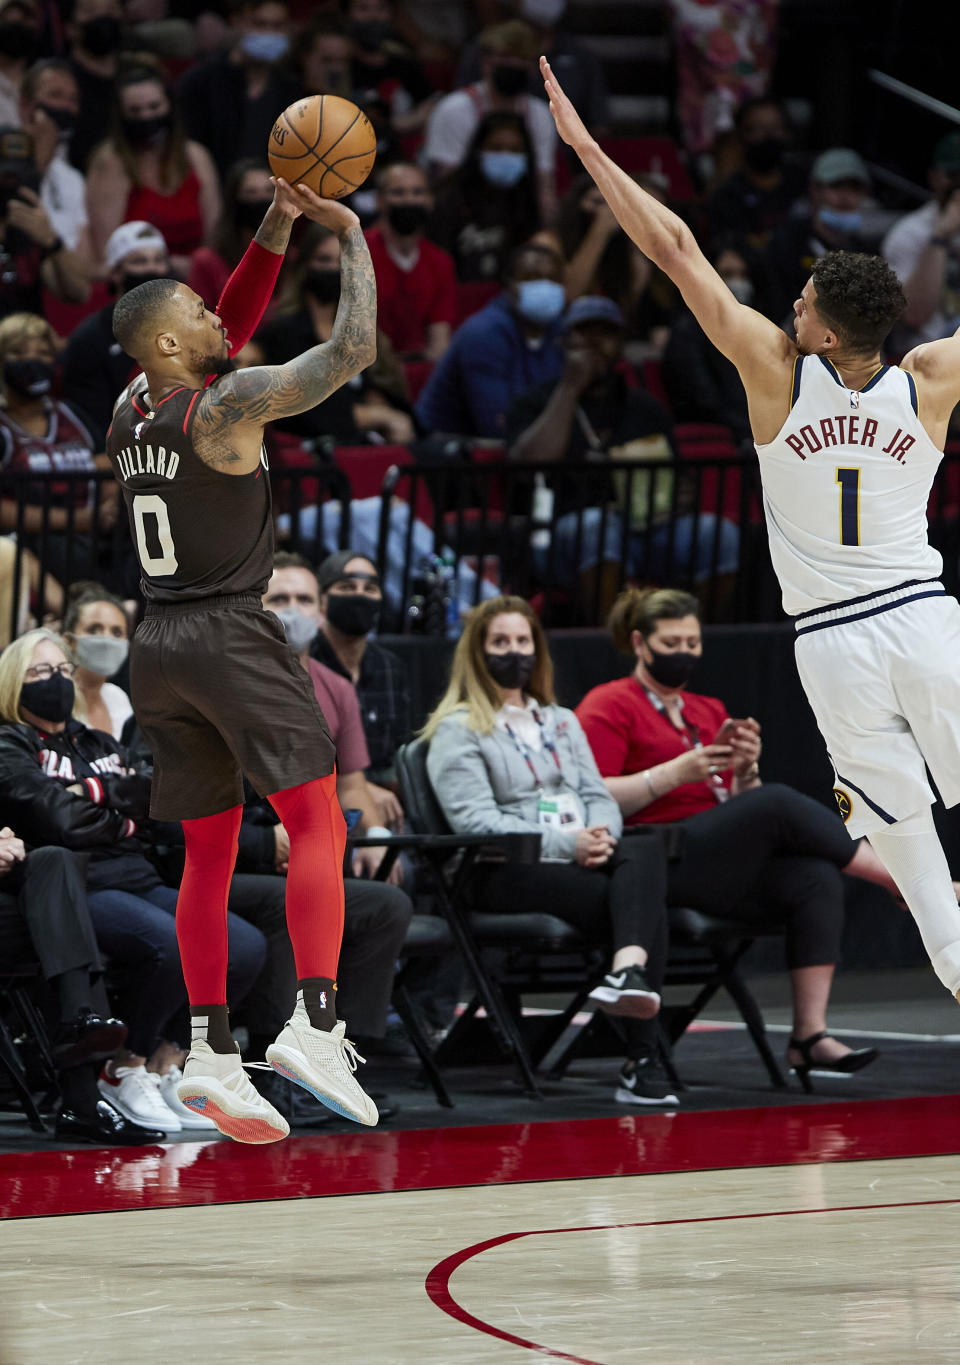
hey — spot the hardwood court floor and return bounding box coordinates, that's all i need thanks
[3,1098,960,1364]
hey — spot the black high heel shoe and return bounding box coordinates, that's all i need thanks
[788,1030,879,1094]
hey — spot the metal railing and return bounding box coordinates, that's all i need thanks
[6,452,960,641]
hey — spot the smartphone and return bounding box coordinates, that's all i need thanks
[714,718,747,744]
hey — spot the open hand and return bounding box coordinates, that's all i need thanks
[540,56,592,154]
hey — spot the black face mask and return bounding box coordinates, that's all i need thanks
[3,358,53,399]
[235,199,272,232]
[0,21,38,62]
[350,20,392,52]
[303,267,341,304]
[122,114,173,149]
[20,674,75,723]
[325,592,381,637]
[743,137,787,175]
[37,103,77,136]
[644,644,699,689]
[120,269,169,295]
[484,650,536,690]
[491,63,529,98]
[80,15,123,56]
[386,202,428,237]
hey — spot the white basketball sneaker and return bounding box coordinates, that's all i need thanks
[155,1067,217,1131]
[98,1063,182,1133]
[266,1006,379,1127]
[175,1041,290,1144]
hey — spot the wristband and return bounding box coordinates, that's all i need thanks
[39,235,63,258]
[364,825,392,840]
[740,764,760,782]
[643,769,659,799]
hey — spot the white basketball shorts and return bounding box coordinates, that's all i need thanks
[793,580,960,838]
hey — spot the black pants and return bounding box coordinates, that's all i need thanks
[0,846,110,1017]
[666,784,852,969]
[227,873,413,1040]
[467,830,669,1055]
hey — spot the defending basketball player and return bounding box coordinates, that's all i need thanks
[541,58,960,1008]
[104,178,379,1142]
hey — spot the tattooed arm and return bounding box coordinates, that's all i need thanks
[193,200,378,473]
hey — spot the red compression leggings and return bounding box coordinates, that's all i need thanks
[176,774,346,1004]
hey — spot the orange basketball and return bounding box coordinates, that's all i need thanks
[268,94,377,200]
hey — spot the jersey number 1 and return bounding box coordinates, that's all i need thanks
[132,493,178,576]
[836,467,860,546]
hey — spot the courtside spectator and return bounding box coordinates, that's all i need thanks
[661,242,754,441]
[188,157,275,309]
[65,0,124,174]
[427,111,541,283]
[0,0,40,127]
[312,550,411,814]
[0,126,90,311]
[883,131,960,353]
[424,21,558,223]
[86,54,220,274]
[707,96,805,249]
[424,594,676,1105]
[177,0,302,181]
[366,161,457,361]
[62,585,132,741]
[415,241,566,438]
[764,149,874,323]
[252,221,412,443]
[61,220,170,447]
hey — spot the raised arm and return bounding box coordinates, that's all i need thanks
[193,197,377,470]
[540,59,792,380]
[901,324,960,448]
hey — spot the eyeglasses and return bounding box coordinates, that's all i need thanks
[24,662,75,681]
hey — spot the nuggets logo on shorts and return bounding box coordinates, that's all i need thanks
[833,788,852,823]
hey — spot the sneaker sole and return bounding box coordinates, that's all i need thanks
[589,987,661,1020]
[175,1082,289,1144]
[266,1044,378,1127]
[614,1085,679,1106]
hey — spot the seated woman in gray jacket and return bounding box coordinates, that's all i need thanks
[424,594,675,1107]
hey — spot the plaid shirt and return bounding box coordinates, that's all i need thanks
[311,632,412,781]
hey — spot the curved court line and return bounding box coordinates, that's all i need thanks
[425,1195,960,1363]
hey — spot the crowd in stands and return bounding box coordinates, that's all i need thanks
[0,0,956,1142]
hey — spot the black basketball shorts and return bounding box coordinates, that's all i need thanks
[131,592,336,821]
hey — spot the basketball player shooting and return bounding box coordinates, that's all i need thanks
[105,178,378,1142]
[541,59,960,1010]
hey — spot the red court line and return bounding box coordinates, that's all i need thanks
[2,1093,959,1219]
[425,1196,960,1363]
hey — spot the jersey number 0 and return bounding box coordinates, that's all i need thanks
[132,493,179,576]
[836,467,861,547]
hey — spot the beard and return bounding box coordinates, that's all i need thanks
[192,346,234,378]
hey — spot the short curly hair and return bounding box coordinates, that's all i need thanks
[810,252,906,354]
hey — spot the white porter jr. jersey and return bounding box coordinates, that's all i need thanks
[755,354,943,615]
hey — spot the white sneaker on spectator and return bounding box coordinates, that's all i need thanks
[175,1041,289,1144]
[98,1063,182,1133]
[267,1007,378,1127]
[155,1068,217,1131]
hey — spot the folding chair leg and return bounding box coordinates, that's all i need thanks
[721,959,787,1089]
[392,983,454,1109]
[10,987,56,1087]
[0,1013,47,1133]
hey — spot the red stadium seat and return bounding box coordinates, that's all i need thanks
[402,359,434,402]
[455,281,500,325]
[597,137,695,201]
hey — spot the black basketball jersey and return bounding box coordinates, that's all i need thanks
[106,380,274,602]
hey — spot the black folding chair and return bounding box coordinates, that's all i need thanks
[0,965,57,1133]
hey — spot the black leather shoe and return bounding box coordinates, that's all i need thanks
[52,1009,128,1068]
[55,1100,164,1146]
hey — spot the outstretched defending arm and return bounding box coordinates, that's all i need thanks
[540,58,791,377]
[192,197,377,470]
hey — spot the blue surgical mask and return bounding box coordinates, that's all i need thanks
[817,206,863,236]
[515,278,566,327]
[240,30,289,62]
[480,150,528,188]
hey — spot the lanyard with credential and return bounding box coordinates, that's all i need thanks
[503,714,563,790]
[642,684,728,803]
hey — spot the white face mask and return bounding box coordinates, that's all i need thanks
[73,634,128,678]
[275,607,319,653]
[726,276,754,305]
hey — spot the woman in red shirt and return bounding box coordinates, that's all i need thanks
[86,56,221,279]
[576,587,906,1088]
